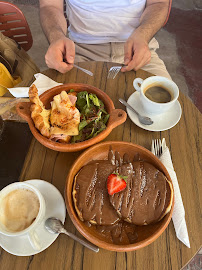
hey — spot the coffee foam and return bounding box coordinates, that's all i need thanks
[0,189,40,232]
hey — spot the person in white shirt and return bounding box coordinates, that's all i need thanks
[39,0,171,79]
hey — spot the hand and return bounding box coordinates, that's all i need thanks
[45,37,75,73]
[121,31,151,72]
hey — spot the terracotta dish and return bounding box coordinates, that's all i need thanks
[16,83,127,152]
[65,141,174,252]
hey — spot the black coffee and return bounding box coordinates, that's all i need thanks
[144,86,172,103]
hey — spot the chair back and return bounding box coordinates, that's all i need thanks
[0,1,33,51]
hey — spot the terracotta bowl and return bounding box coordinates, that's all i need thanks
[16,83,127,152]
[65,141,174,252]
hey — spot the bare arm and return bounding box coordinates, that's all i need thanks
[40,0,67,43]
[135,0,170,43]
[122,0,170,72]
[39,0,75,73]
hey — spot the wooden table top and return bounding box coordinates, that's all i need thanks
[0,62,201,270]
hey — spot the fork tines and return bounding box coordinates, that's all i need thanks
[152,139,163,157]
[107,66,122,79]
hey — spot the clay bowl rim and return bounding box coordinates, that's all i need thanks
[65,141,174,252]
[16,83,127,152]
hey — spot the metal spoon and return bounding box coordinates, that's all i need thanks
[119,98,153,125]
[45,217,99,253]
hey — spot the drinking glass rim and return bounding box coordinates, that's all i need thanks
[0,182,45,236]
[141,77,179,105]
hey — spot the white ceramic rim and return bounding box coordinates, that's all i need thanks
[0,182,45,237]
[126,91,182,132]
[140,76,179,105]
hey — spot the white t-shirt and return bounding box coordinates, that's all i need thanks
[66,0,146,44]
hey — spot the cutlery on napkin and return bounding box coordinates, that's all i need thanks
[152,138,190,248]
[8,73,62,98]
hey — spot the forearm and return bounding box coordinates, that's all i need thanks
[40,5,68,44]
[123,1,169,71]
[134,1,170,42]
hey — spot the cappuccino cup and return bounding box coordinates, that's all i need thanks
[0,182,46,250]
[133,76,179,115]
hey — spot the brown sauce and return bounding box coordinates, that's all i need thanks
[73,149,172,245]
[84,221,138,245]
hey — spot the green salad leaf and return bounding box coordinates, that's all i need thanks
[76,91,88,110]
[71,132,83,143]
[102,114,110,124]
[78,120,88,131]
[89,93,100,107]
[70,90,110,143]
[86,93,90,108]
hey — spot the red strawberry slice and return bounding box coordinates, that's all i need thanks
[107,173,127,195]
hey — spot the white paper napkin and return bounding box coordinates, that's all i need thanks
[160,147,190,248]
[8,73,62,97]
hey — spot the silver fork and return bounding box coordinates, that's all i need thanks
[151,138,166,158]
[107,66,122,79]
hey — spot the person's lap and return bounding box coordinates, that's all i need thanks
[74,40,171,80]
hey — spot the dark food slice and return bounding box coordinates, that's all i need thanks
[73,147,173,229]
[109,161,173,225]
[73,161,120,225]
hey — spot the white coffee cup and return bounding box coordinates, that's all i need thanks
[0,182,46,250]
[133,76,179,115]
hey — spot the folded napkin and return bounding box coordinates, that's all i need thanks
[8,73,62,97]
[160,147,190,248]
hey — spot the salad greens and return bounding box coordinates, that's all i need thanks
[70,91,110,143]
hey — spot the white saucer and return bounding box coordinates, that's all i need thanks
[0,180,66,256]
[127,91,182,132]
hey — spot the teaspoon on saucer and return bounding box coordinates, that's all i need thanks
[45,217,99,253]
[119,98,153,125]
